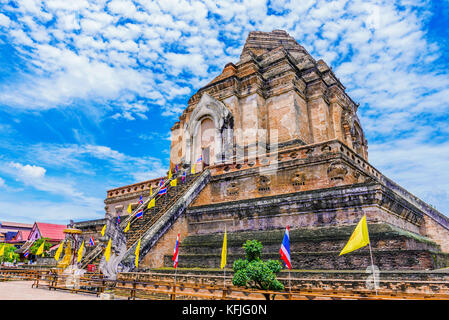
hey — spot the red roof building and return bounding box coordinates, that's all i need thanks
[8,230,31,244]
[28,222,67,243]
[0,221,33,243]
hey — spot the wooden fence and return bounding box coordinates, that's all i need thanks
[1,267,449,300]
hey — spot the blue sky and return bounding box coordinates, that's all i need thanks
[0,0,448,224]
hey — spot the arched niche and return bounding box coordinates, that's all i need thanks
[184,93,234,168]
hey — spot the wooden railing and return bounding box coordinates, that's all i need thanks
[2,268,449,300]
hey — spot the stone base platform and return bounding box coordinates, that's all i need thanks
[163,223,449,270]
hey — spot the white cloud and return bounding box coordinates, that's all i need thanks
[0,14,11,28]
[10,162,46,179]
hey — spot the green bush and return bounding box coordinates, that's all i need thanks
[232,240,284,299]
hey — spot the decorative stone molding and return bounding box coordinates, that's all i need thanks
[257,175,271,192]
[327,160,348,181]
[114,205,124,215]
[226,182,239,197]
[291,169,306,187]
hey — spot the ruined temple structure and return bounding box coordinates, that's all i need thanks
[98,30,449,273]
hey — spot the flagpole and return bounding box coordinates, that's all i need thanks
[288,270,291,293]
[366,216,378,295]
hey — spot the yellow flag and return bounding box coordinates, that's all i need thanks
[127,203,132,214]
[54,241,64,261]
[339,215,370,256]
[148,197,155,209]
[101,224,106,237]
[124,222,130,233]
[104,239,111,262]
[36,240,45,256]
[171,177,177,187]
[9,251,13,260]
[77,241,84,263]
[0,245,4,256]
[191,163,196,174]
[220,228,227,269]
[135,238,141,268]
[150,185,153,195]
[168,168,172,179]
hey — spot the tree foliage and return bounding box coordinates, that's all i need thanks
[232,240,284,299]
[0,243,19,262]
[30,238,52,257]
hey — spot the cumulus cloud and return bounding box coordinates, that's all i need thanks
[10,162,46,179]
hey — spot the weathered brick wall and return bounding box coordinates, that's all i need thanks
[421,215,449,252]
[187,183,423,236]
[164,223,448,270]
[139,213,188,269]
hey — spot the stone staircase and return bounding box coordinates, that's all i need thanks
[119,169,210,271]
[124,173,202,249]
[79,169,211,276]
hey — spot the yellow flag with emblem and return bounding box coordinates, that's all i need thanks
[54,241,64,261]
[135,238,141,268]
[220,227,227,269]
[77,241,84,263]
[36,240,45,256]
[101,224,106,237]
[169,169,177,187]
[0,244,4,256]
[127,203,132,214]
[104,239,112,262]
[148,197,155,209]
[339,215,370,256]
[124,221,130,233]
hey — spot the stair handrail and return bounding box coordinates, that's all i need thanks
[79,169,195,269]
[119,170,184,231]
[125,169,209,254]
[80,172,178,269]
[80,244,103,269]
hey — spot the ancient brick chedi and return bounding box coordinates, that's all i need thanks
[103,30,449,271]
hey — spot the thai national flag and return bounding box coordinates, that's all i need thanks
[172,233,180,268]
[89,236,95,246]
[135,209,143,219]
[24,250,29,258]
[182,171,186,183]
[197,155,202,162]
[159,187,167,195]
[159,177,164,186]
[138,195,143,205]
[175,164,178,173]
[117,215,120,224]
[280,225,292,270]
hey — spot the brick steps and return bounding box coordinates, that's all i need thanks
[124,174,199,250]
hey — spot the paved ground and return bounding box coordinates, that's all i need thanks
[0,281,101,300]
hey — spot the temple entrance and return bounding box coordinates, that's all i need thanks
[184,93,234,170]
[196,118,215,170]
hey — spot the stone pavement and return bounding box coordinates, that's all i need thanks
[0,281,101,300]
